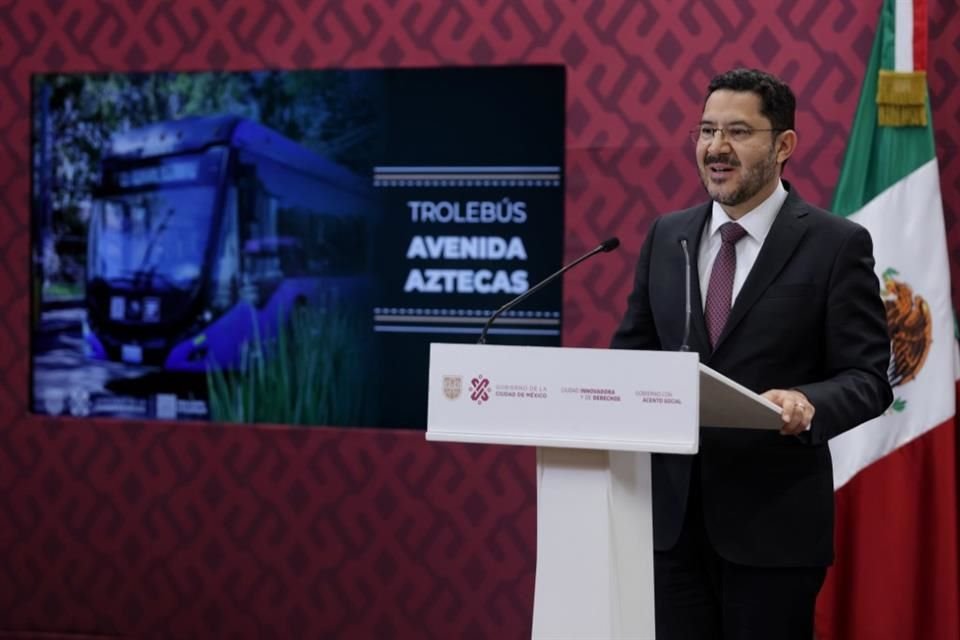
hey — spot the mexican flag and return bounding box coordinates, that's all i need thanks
[814,0,960,638]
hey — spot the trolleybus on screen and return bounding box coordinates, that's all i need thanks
[84,115,373,373]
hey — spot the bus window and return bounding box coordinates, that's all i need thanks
[235,149,369,282]
[89,185,215,289]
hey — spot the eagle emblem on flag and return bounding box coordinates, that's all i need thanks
[881,269,932,388]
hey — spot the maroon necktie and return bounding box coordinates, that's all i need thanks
[704,222,748,348]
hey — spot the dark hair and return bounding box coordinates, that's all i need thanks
[706,68,796,132]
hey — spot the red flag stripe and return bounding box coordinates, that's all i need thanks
[815,397,959,639]
[913,0,927,70]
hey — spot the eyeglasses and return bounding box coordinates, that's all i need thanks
[689,125,784,143]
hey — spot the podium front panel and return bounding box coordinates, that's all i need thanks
[426,343,698,454]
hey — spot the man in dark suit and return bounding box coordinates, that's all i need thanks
[610,68,892,639]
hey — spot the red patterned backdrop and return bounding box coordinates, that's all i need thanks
[0,1,958,638]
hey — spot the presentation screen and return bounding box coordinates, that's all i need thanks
[30,66,565,429]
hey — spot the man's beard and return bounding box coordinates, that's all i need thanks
[701,149,778,207]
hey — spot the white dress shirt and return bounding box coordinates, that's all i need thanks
[698,181,789,310]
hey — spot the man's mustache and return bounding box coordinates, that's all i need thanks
[704,154,741,166]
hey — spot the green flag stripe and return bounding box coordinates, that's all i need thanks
[831,0,936,217]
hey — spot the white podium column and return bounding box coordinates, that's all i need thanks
[531,447,655,639]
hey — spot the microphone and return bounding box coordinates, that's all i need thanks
[678,236,693,351]
[678,236,692,352]
[477,237,620,344]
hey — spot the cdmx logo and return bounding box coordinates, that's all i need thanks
[470,375,491,404]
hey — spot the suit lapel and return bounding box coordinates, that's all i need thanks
[682,205,711,355]
[712,194,810,351]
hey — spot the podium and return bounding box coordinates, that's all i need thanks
[425,343,781,639]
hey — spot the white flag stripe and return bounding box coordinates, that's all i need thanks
[895,0,914,71]
[830,159,955,488]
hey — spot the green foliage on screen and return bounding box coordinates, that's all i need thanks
[206,305,375,427]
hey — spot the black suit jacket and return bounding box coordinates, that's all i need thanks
[610,187,892,568]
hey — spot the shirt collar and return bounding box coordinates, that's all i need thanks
[707,180,788,243]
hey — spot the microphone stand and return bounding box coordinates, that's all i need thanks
[477,237,620,344]
[678,236,692,352]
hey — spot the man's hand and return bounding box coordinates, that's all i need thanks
[762,389,814,436]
